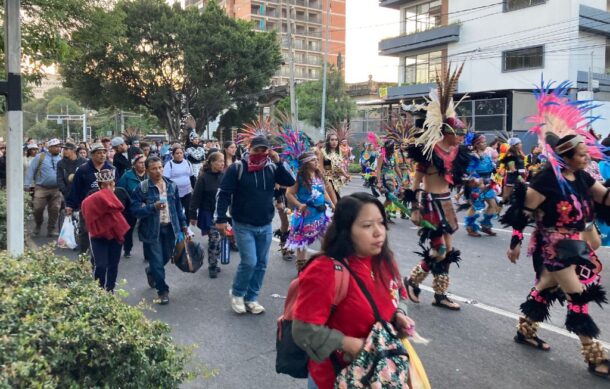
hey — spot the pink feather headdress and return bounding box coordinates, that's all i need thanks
[529,77,609,193]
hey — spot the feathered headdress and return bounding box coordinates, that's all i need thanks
[237,117,276,147]
[529,77,609,194]
[383,112,416,146]
[415,63,467,160]
[277,127,311,174]
[328,121,351,143]
[122,127,142,146]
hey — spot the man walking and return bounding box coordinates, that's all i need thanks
[57,142,87,204]
[65,143,114,254]
[111,136,130,180]
[25,138,63,236]
[131,156,188,305]
[215,135,295,314]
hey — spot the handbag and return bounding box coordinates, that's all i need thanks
[172,233,205,273]
[334,259,410,389]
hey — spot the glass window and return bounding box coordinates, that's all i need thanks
[504,0,545,12]
[503,46,544,71]
[403,51,442,85]
[404,0,443,34]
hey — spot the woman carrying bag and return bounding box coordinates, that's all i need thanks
[292,192,423,389]
[189,151,225,278]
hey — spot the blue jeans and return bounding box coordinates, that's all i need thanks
[143,224,175,295]
[231,221,272,302]
[307,374,319,389]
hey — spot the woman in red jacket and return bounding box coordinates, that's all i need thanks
[292,192,414,389]
[81,169,130,292]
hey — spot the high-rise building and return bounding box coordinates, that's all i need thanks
[187,0,346,86]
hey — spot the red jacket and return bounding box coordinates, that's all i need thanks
[81,189,130,243]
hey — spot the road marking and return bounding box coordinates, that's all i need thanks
[272,237,610,347]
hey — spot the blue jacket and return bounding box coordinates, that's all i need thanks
[66,159,114,209]
[130,177,187,243]
[117,168,147,196]
[24,151,61,188]
[215,159,296,226]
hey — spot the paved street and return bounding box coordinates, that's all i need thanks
[37,179,610,389]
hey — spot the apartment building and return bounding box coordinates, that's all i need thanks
[378,0,610,135]
[187,0,346,86]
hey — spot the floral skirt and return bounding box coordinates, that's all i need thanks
[286,208,331,250]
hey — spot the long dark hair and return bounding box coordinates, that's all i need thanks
[223,141,237,164]
[297,152,323,191]
[313,192,399,286]
[324,133,340,155]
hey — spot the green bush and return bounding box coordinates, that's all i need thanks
[0,247,196,388]
[348,163,362,174]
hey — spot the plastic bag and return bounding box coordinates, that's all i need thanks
[57,215,77,249]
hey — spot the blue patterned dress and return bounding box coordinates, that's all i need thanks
[286,176,331,250]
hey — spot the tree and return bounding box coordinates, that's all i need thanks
[277,66,356,130]
[63,0,282,139]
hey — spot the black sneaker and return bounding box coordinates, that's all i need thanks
[158,291,169,305]
[124,251,131,258]
[145,266,156,289]
[209,266,219,279]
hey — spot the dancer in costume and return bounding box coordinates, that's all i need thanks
[500,137,526,203]
[286,151,333,270]
[404,63,470,311]
[464,134,499,237]
[375,140,403,222]
[359,142,380,197]
[317,132,350,206]
[502,79,610,379]
[184,115,206,177]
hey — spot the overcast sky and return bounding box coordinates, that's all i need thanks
[345,0,399,83]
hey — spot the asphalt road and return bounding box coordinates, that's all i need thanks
[36,179,610,389]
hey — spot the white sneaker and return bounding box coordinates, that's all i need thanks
[245,301,265,315]
[231,295,246,314]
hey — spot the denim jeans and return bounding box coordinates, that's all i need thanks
[143,224,175,295]
[231,221,272,302]
[307,374,319,389]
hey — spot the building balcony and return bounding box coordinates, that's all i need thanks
[379,0,417,10]
[379,24,460,56]
[385,83,435,100]
[579,5,610,37]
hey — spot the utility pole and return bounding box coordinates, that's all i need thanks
[66,105,70,139]
[1,0,25,255]
[320,0,331,136]
[82,109,87,142]
[286,0,297,130]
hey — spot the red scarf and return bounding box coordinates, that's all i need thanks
[247,153,268,173]
[81,189,130,243]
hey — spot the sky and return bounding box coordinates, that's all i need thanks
[345,0,399,83]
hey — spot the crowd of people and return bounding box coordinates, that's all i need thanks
[9,67,610,387]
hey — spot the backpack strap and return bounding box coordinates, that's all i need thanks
[34,152,46,181]
[236,160,243,181]
[331,259,350,309]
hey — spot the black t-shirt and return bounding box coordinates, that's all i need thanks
[502,153,525,171]
[529,167,595,230]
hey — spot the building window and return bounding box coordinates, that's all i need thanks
[403,51,442,85]
[502,45,544,71]
[504,0,546,12]
[404,0,442,35]
[455,98,507,133]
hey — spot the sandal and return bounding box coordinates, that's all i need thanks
[404,277,421,304]
[432,294,460,311]
[514,331,551,351]
[589,360,610,379]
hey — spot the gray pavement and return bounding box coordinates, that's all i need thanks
[36,179,610,388]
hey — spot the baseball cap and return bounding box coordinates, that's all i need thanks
[111,137,125,147]
[47,138,62,147]
[250,135,270,149]
[62,142,77,150]
[26,143,39,150]
[90,143,106,153]
[508,137,522,147]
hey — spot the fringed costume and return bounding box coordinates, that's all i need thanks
[501,78,610,379]
[403,63,470,310]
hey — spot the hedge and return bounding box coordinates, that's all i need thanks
[0,246,196,388]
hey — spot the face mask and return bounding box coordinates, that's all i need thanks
[247,153,268,172]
